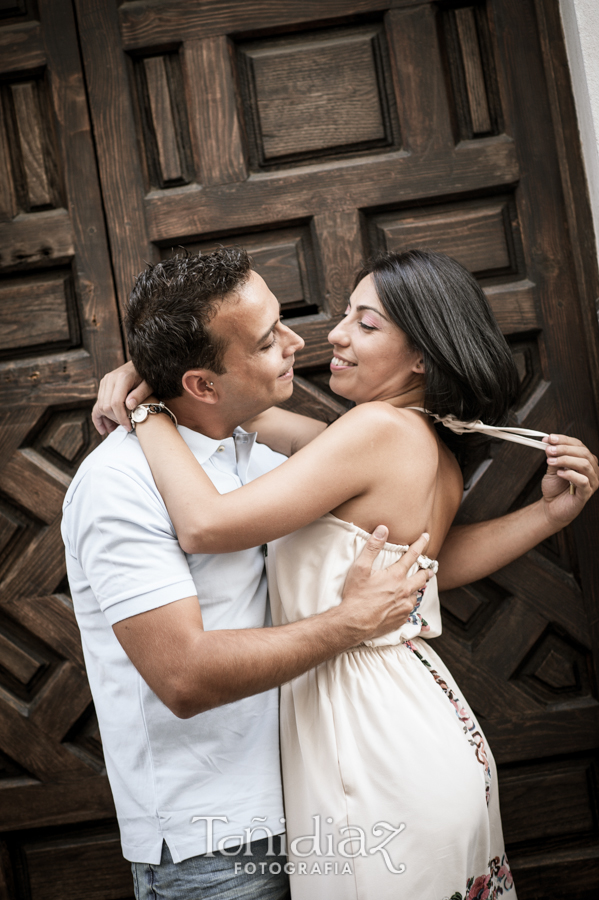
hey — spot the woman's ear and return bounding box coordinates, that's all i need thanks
[413,357,425,374]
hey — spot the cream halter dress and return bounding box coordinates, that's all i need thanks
[267,414,549,900]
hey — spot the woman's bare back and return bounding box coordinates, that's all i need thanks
[331,408,463,558]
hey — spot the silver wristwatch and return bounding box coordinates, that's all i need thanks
[128,402,178,430]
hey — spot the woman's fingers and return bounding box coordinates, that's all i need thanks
[554,467,593,498]
[91,362,150,435]
[125,380,153,411]
[544,433,584,448]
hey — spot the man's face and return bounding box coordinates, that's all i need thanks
[208,270,305,420]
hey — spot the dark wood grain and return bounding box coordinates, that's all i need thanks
[483,279,540,333]
[1,592,85,669]
[10,81,53,209]
[483,704,599,764]
[373,197,516,276]
[145,138,520,241]
[0,273,72,351]
[500,758,596,843]
[312,209,364,316]
[0,22,45,74]
[455,7,492,134]
[74,0,155,317]
[183,36,247,186]
[244,32,385,160]
[29,662,92,741]
[385,5,453,153]
[0,348,96,407]
[24,832,132,900]
[0,701,93,782]
[119,0,428,51]
[0,776,115,830]
[0,630,43,685]
[0,209,74,271]
[0,102,16,222]
[0,448,70,524]
[143,56,183,183]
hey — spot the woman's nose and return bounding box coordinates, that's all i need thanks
[327,319,348,345]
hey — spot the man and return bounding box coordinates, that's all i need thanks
[66,249,597,900]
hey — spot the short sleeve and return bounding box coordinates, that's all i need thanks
[63,465,197,625]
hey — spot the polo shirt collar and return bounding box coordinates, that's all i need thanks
[178,424,257,471]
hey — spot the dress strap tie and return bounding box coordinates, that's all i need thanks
[406,407,549,451]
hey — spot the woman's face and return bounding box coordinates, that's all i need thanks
[327,274,425,405]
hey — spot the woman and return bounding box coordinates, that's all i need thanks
[128,249,566,899]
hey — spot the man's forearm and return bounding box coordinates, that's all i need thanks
[173,607,359,717]
[437,499,559,591]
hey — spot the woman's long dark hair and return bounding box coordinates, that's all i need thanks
[354,249,520,475]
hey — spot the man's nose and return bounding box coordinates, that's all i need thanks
[283,324,304,355]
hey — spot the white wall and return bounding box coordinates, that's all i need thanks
[560,0,599,258]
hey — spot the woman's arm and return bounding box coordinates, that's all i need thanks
[136,402,400,554]
[241,407,328,456]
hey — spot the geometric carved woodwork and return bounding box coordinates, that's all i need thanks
[0,270,76,355]
[2,77,60,212]
[441,4,502,141]
[178,225,319,318]
[133,52,192,190]
[500,757,597,844]
[534,647,578,690]
[237,24,399,168]
[370,197,520,279]
[42,412,89,465]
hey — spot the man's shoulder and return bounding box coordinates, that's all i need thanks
[64,427,151,506]
[251,439,288,473]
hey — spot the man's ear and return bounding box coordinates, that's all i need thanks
[181,370,219,404]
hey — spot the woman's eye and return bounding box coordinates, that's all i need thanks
[359,321,376,332]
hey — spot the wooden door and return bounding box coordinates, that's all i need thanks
[0,0,129,896]
[1,1,598,898]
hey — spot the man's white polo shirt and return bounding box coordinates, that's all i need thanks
[61,424,287,864]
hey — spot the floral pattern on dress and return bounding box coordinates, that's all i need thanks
[407,588,431,633]
[404,639,492,805]
[446,853,514,899]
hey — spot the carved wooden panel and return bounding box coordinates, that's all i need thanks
[236,24,399,168]
[0,0,125,895]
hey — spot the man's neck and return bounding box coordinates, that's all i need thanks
[166,395,247,440]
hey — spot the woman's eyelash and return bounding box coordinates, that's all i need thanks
[359,322,376,331]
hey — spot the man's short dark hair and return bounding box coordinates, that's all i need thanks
[126,248,252,399]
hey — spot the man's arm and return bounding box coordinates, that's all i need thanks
[437,434,599,590]
[113,528,432,718]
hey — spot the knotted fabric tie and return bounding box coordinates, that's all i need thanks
[407,408,549,451]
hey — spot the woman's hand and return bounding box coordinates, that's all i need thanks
[541,434,599,526]
[92,361,153,435]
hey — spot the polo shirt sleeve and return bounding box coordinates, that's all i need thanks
[65,464,197,626]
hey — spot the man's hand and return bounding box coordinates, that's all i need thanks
[338,527,432,642]
[542,434,599,527]
[92,361,152,435]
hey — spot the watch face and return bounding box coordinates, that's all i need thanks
[131,406,149,424]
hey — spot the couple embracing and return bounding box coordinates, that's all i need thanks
[63,247,598,900]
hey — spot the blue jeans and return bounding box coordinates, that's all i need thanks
[131,837,290,900]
